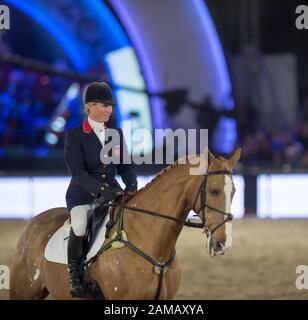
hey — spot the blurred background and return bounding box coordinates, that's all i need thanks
[0,0,308,299]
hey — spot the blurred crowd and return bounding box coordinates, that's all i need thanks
[236,98,308,167]
[0,62,83,157]
[237,128,305,166]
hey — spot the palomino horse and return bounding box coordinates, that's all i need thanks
[10,148,241,300]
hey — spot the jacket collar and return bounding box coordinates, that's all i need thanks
[83,118,109,134]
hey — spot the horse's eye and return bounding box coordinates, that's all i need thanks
[209,189,220,196]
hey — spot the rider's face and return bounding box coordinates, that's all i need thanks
[87,102,113,123]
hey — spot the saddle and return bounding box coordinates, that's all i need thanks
[85,192,135,247]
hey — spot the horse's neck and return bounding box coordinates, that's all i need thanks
[124,167,193,261]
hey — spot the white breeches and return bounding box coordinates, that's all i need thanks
[70,204,93,236]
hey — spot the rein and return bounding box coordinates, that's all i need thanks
[86,169,234,300]
[107,203,205,228]
[107,169,234,232]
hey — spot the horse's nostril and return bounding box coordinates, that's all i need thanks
[216,241,224,251]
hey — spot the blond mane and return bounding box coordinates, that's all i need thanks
[133,155,202,196]
[131,153,233,197]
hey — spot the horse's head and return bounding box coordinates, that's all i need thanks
[191,148,241,257]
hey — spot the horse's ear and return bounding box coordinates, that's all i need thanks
[204,147,216,165]
[228,148,242,169]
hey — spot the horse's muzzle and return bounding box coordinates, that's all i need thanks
[207,235,226,257]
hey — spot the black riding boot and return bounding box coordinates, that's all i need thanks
[67,228,86,298]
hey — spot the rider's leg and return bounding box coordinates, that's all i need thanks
[68,204,92,298]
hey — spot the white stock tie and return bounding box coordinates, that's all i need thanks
[88,117,105,146]
[98,129,105,147]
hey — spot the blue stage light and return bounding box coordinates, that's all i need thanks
[4,0,87,72]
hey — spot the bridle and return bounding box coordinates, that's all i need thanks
[86,168,234,300]
[104,168,234,237]
[192,169,234,235]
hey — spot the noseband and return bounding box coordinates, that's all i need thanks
[192,170,234,235]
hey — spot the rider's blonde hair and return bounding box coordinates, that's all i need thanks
[84,103,91,114]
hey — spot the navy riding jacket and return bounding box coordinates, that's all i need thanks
[64,118,137,212]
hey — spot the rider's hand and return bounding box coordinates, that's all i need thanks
[124,184,137,196]
[98,183,123,203]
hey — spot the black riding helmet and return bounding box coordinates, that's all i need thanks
[84,81,116,105]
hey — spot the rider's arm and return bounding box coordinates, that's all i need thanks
[116,128,138,192]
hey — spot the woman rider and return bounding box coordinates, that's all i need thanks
[64,81,137,298]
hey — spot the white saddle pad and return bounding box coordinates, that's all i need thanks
[44,218,108,265]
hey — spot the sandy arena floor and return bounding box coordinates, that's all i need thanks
[0,217,308,300]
